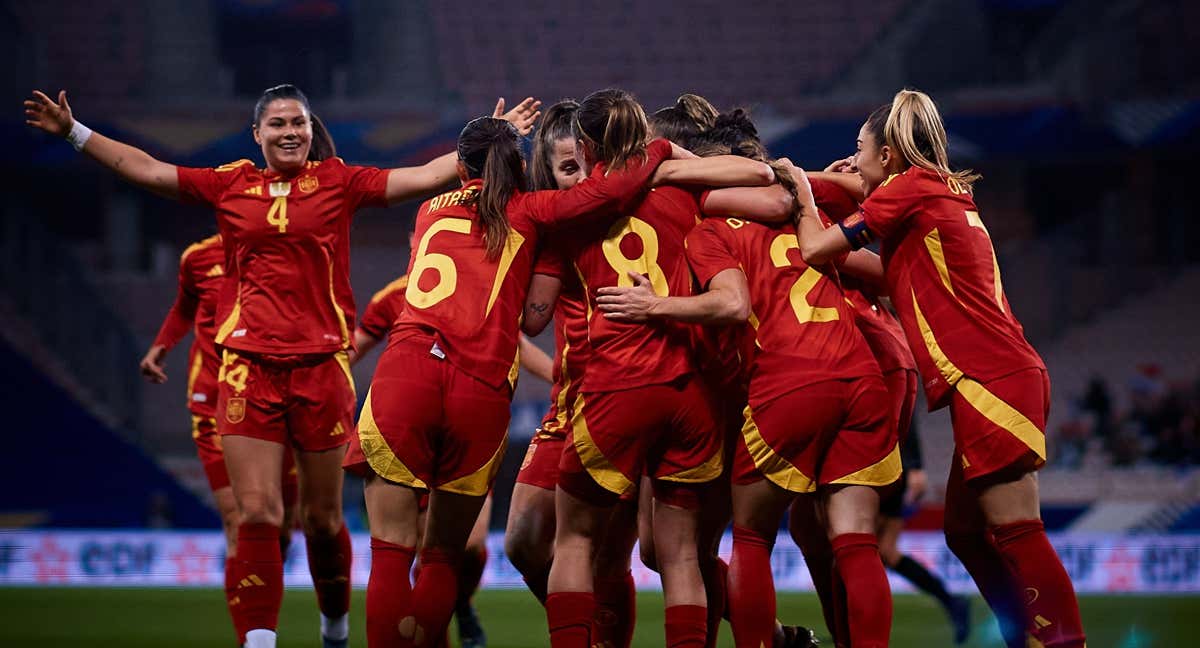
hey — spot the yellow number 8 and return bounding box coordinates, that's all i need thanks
[602,216,669,295]
[770,234,839,324]
[407,218,473,309]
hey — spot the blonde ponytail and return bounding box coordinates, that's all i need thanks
[884,89,980,191]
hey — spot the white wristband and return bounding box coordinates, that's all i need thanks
[65,120,93,152]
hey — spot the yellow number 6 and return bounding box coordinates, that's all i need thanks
[407,218,473,309]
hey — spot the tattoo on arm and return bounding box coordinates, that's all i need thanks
[527,303,550,316]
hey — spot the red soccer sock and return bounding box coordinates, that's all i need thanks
[831,568,851,648]
[702,558,728,648]
[595,571,636,648]
[946,531,1025,648]
[456,546,488,611]
[401,548,458,647]
[224,556,246,644]
[547,591,595,648]
[991,520,1086,648]
[831,533,891,648]
[231,522,284,634]
[367,538,415,648]
[306,524,352,619]
[728,525,776,648]
[665,604,708,648]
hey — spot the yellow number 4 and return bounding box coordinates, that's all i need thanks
[266,196,288,233]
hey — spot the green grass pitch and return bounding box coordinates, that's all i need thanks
[0,588,1187,646]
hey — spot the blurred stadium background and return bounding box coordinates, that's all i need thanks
[1,0,1198,646]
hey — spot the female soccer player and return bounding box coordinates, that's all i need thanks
[24,84,540,648]
[546,89,777,648]
[139,233,298,646]
[791,89,1085,648]
[599,112,898,648]
[350,270,551,648]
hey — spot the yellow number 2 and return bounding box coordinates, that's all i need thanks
[966,210,1005,313]
[266,196,288,233]
[770,234,839,324]
[602,216,669,295]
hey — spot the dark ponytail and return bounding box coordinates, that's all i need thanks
[530,99,579,191]
[649,93,718,149]
[457,117,525,259]
[253,83,336,162]
[574,88,649,171]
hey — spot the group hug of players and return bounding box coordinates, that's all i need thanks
[25,81,1087,648]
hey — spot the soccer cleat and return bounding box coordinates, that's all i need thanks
[457,603,487,648]
[949,595,971,645]
[778,624,820,648]
[321,636,349,648]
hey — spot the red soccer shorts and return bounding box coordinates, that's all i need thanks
[734,375,900,492]
[949,367,1050,481]
[559,376,722,509]
[882,368,919,444]
[516,429,567,491]
[216,349,355,453]
[356,337,510,497]
[192,414,298,499]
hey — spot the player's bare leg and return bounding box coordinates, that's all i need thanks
[295,446,352,648]
[505,482,557,602]
[652,483,709,647]
[364,474,421,648]
[635,475,658,571]
[547,487,613,647]
[223,435,287,648]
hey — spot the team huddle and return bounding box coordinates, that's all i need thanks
[25,83,1087,648]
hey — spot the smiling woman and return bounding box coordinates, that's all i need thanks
[22,84,542,648]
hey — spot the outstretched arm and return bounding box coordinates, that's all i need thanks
[26,90,179,199]
[384,97,542,205]
[597,269,749,325]
[652,155,774,188]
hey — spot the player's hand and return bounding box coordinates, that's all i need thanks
[668,141,698,159]
[904,468,929,506]
[494,96,542,136]
[139,345,168,384]
[824,155,855,173]
[24,90,74,137]
[597,272,660,322]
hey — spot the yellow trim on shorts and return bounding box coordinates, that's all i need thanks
[741,405,815,493]
[911,290,1045,460]
[829,443,902,487]
[357,389,428,489]
[334,350,356,399]
[187,349,204,404]
[956,377,1046,461]
[542,335,573,435]
[570,396,635,496]
[438,430,509,496]
[657,443,723,484]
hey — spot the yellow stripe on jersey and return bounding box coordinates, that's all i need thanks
[741,405,815,493]
[187,349,204,404]
[829,443,902,487]
[507,344,521,392]
[542,334,573,434]
[911,290,1045,460]
[215,286,242,345]
[570,397,634,495]
[486,229,527,317]
[369,275,409,305]
[328,262,350,348]
[438,430,509,496]
[358,390,428,489]
[181,234,221,265]
[923,228,956,297]
[965,210,1006,313]
[574,264,594,322]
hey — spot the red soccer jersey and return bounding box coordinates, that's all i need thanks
[152,234,225,414]
[176,157,389,355]
[389,141,670,391]
[856,166,1044,408]
[533,246,591,436]
[686,217,880,407]
[568,184,704,393]
[842,278,916,373]
[360,275,409,341]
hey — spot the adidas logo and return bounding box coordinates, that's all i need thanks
[238,574,266,588]
[244,186,263,196]
[206,264,224,277]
